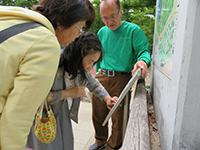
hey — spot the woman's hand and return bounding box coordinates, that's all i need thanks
[61,86,86,99]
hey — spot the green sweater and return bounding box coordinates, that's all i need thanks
[96,20,151,72]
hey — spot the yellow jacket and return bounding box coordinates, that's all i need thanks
[0,6,60,150]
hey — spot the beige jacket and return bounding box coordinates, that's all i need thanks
[0,6,60,150]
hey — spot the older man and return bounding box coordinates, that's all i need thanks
[89,0,151,149]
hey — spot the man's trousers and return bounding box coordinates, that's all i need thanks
[92,72,132,150]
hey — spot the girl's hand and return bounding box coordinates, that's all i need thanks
[62,86,86,99]
[103,95,118,110]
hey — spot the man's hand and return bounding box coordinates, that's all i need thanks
[132,60,148,78]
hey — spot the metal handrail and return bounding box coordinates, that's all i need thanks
[102,68,141,126]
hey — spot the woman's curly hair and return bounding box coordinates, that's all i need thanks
[33,0,95,30]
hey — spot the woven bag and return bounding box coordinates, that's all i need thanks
[34,100,57,144]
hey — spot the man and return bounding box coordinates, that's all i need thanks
[89,0,151,149]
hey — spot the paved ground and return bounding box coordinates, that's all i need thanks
[72,101,94,150]
[72,100,113,150]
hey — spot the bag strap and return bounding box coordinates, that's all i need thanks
[0,22,43,44]
[37,100,52,118]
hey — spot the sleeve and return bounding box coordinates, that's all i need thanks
[132,26,151,67]
[0,34,60,150]
[85,71,108,101]
[45,69,64,105]
[46,90,62,105]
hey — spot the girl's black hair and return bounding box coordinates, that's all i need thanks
[60,32,102,81]
[33,0,95,30]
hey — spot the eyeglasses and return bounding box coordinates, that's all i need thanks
[75,25,84,35]
[101,10,120,22]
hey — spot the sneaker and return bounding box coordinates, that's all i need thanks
[89,143,106,150]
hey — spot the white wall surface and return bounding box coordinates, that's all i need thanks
[151,0,200,149]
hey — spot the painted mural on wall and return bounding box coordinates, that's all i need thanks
[153,0,178,78]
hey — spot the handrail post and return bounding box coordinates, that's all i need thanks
[122,93,130,140]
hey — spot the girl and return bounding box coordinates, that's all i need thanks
[26,32,117,150]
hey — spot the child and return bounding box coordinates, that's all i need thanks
[26,32,117,150]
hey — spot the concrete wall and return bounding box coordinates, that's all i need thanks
[151,0,200,149]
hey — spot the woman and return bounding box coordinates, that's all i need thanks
[26,32,117,150]
[0,0,95,150]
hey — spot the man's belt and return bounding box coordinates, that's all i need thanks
[101,69,130,77]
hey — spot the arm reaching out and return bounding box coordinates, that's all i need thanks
[61,86,86,99]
